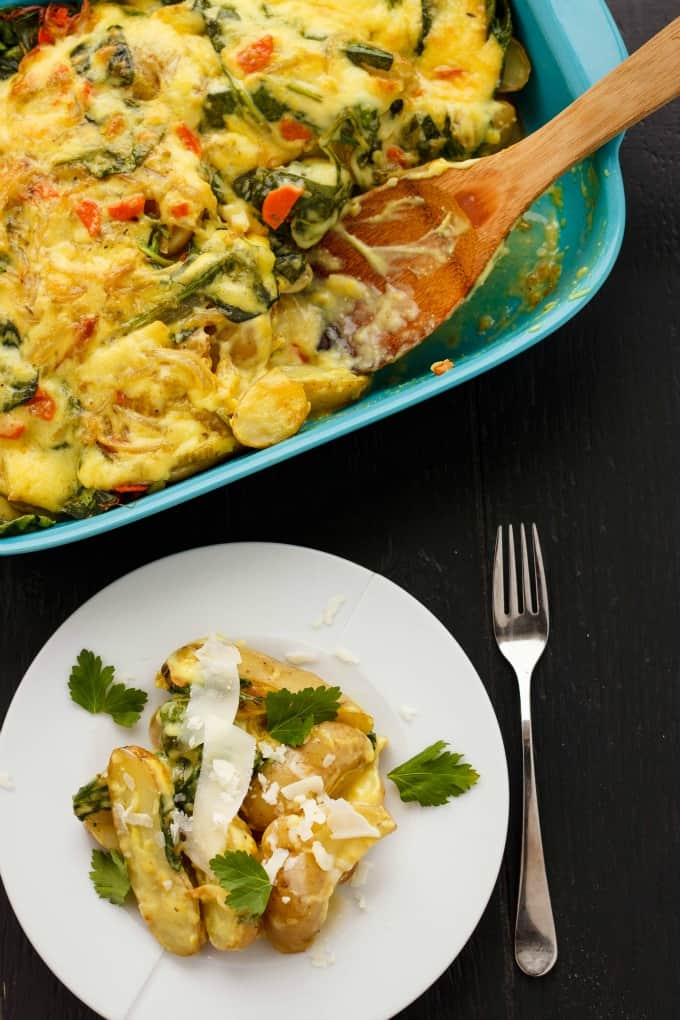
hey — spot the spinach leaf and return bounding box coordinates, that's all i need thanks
[194,0,240,52]
[400,111,465,162]
[201,85,239,129]
[486,0,513,50]
[417,0,434,55]
[62,488,120,519]
[0,343,38,412]
[271,239,308,287]
[73,773,111,821]
[252,82,288,122]
[0,319,20,347]
[105,26,134,87]
[0,514,55,538]
[0,8,41,80]
[344,41,394,71]
[234,160,352,249]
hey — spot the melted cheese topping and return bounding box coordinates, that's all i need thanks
[0,0,515,521]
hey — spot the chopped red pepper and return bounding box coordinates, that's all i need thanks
[74,199,101,238]
[170,201,190,218]
[108,194,145,221]
[0,420,25,440]
[38,3,87,46]
[434,65,465,80]
[175,123,202,156]
[386,145,410,168]
[113,484,149,494]
[75,314,98,343]
[235,34,274,74]
[261,184,304,230]
[26,388,56,421]
[114,390,129,406]
[279,117,313,142]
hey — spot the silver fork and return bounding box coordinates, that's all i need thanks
[492,524,558,977]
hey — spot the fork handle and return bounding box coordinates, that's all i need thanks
[515,714,558,976]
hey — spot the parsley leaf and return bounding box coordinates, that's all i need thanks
[68,648,148,727]
[265,685,341,746]
[387,741,480,806]
[210,850,272,917]
[89,849,131,905]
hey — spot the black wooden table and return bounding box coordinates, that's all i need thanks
[2,2,678,1017]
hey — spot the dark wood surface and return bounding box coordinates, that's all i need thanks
[2,2,679,1017]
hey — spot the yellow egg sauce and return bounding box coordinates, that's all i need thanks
[0,0,521,529]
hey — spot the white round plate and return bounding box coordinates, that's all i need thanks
[0,543,508,1020]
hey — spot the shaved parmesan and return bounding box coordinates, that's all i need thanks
[324,798,380,840]
[333,646,360,665]
[349,859,373,888]
[309,943,335,968]
[263,847,290,883]
[311,841,335,872]
[281,775,324,800]
[259,740,287,763]
[313,594,346,628]
[261,780,280,806]
[183,636,255,873]
[290,797,326,843]
[162,879,173,892]
[285,650,318,665]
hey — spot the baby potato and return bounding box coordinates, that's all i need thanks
[261,816,337,954]
[337,734,388,807]
[156,639,374,735]
[279,364,370,416]
[237,644,374,734]
[231,369,310,448]
[108,746,205,957]
[261,802,396,953]
[84,809,119,851]
[193,818,261,951]
[241,721,374,832]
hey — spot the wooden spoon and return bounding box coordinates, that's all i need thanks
[318,18,680,372]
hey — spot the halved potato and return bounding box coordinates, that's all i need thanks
[84,810,119,850]
[278,364,370,416]
[261,802,396,953]
[337,734,388,807]
[231,369,310,448]
[191,817,261,951]
[156,639,374,734]
[108,746,205,956]
[241,721,374,832]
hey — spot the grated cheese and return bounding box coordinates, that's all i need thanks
[261,780,280,806]
[285,650,318,666]
[122,771,135,791]
[0,771,14,791]
[333,646,360,665]
[311,841,336,872]
[262,847,290,884]
[258,740,287,764]
[349,859,373,888]
[309,943,335,968]
[323,798,380,840]
[281,895,291,904]
[399,704,419,722]
[312,594,346,629]
[322,753,336,768]
[281,775,324,800]
[162,879,173,892]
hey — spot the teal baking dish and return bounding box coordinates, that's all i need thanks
[0,0,627,554]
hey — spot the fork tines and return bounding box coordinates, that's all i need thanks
[492,524,549,629]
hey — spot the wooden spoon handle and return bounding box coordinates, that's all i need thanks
[501,17,680,207]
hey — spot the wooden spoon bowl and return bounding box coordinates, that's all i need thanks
[317,18,680,373]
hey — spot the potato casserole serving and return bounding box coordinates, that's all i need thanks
[0,0,528,532]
